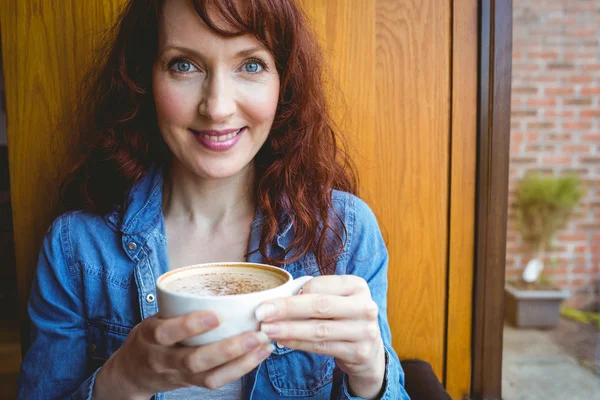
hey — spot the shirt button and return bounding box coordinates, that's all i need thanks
[276,342,285,349]
[146,293,156,303]
[127,242,137,250]
[91,344,97,353]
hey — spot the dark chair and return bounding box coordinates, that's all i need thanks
[402,359,452,400]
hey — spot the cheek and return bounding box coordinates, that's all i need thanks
[153,77,198,125]
[241,82,280,126]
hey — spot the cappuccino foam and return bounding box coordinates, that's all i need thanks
[166,270,284,296]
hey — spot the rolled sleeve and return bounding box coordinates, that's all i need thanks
[334,194,410,400]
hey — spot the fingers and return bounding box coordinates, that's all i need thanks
[261,320,380,342]
[191,343,275,390]
[176,331,271,373]
[301,275,370,296]
[275,339,375,366]
[256,294,379,322]
[146,311,220,346]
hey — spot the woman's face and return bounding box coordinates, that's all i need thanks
[152,0,280,180]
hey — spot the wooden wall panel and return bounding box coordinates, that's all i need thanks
[302,0,451,378]
[446,0,478,398]
[0,0,127,347]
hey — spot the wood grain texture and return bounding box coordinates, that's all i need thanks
[375,0,450,378]
[0,0,127,352]
[446,0,478,398]
[302,0,451,378]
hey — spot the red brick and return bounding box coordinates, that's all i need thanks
[565,51,596,59]
[527,144,556,152]
[582,64,600,71]
[513,51,522,59]
[547,62,575,70]
[511,132,525,142]
[563,145,591,153]
[544,110,575,117]
[542,157,572,165]
[511,157,537,165]
[514,64,542,71]
[545,87,575,95]
[581,134,600,141]
[557,233,588,241]
[569,76,594,84]
[528,122,555,129]
[527,51,558,59]
[580,157,600,165]
[527,98,557,107]
[513,110,538,117]
[567,28,597,36]
[563,121,592,130]
[581,109,600,118]
[547,17,577,25]
[545,133,572,141]
[564,98,593,106]
[513,87,538,94]
[581,87,600,95]
[571,278,590,287]
[526,133,540,141]
[531,75,563,83]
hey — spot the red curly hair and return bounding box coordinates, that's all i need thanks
[60,0,358,274]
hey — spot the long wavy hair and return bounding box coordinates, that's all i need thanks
[60,0,358,274]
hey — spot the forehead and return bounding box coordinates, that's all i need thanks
[158,0,263,52]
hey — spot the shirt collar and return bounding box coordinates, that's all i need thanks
[108,164,293,250]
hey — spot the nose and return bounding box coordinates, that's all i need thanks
[198,72,236,123]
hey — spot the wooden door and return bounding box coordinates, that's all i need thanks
[1,1,477,398]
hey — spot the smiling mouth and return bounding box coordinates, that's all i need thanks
[191,128,244,142]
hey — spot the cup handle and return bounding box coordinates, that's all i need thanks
[288,276,313,295]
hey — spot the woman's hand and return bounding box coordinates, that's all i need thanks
[256,275,386,399]
[93,311,274,400]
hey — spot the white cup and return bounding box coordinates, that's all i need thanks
[156,262,312,346]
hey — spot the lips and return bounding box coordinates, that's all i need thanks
[190,127,245,152]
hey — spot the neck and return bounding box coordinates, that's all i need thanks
[162,160,256,229]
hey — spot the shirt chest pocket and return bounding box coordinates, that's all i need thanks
[266,346,335,397]
[87,320,133,371]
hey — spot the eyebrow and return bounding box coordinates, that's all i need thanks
[161,45,267,59]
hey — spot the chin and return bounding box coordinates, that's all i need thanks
[192,162,249,181]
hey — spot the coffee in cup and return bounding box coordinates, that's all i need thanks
[156,262,312,346]
[164,267,285,296]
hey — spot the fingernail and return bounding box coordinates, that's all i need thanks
[260,323,280,335]
[256,331,271,344]
[255,304,277,321]
[256,343,275,360]
[200,314,219,329]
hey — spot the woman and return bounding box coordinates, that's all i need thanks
[18,0,410,399]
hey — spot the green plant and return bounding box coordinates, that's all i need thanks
[514,173,584,255]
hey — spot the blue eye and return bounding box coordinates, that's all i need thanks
[171,60,196,73]
[244,62,263,73]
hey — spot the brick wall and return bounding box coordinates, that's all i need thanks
[508,0,600,310]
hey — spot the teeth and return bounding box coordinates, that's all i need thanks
[202,128,242,142]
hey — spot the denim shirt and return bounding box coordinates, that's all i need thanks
[18,166,410,400]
